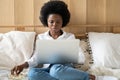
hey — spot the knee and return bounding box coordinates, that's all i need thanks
[27,68,40,80]
[49,64,64,78]
[28,68,36,77]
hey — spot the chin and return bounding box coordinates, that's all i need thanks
[52,30,59,32]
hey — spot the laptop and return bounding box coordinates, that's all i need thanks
[34,39,80,64]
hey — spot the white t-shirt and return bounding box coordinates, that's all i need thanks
[27,30,85,68]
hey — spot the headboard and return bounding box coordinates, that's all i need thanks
[0,25,120,39]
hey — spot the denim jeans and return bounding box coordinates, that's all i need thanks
[28,64,89,80]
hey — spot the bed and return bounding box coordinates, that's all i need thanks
[0,25,120,80]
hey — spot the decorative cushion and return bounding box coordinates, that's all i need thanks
[74,38,93,71]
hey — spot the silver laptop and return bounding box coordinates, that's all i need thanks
[35,39,80,64]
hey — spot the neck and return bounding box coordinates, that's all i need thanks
[49,30,63,39]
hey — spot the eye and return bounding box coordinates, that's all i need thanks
[49,20,54,24]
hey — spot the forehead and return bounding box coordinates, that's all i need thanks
[47,14,62,20]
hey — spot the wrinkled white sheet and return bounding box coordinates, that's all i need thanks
[88,66,120,80]
[96,76,118,80]
[0,70,28,80]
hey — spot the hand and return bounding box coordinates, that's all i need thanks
[11,65,24,76]
[89,74,96,80]
[11,62,29,76]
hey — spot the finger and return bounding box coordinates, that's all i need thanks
[15,66,21,75]
[11,67,16,75]
[15,66,19,75]
[16,70,21,75]
[11,66,18,76]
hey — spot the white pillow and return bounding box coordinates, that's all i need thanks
[0,31,36,69]
[88,32,120,69]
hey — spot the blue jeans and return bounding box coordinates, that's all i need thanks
[28,64,89,80]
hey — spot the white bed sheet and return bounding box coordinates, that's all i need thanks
[96,76,118,80]
[0,69,28,80]
[88,66,120,80]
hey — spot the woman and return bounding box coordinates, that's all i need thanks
[11,1,95,80]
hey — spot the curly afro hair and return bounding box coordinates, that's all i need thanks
[39,0,70,27]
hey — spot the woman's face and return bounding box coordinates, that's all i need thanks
[47,14,63,33]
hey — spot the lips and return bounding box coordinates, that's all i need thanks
[52,28,57,30]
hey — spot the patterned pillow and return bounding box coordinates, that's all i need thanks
[74,36,93,71]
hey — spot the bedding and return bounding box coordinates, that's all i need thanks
[74,38,93,71]
[0,31,36,70]
[0,69,28,80]
[87,32,120,80]
[0,31,119,80]
[89,66,120,79]
[0,31,36,80]
[88,32,120,68]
